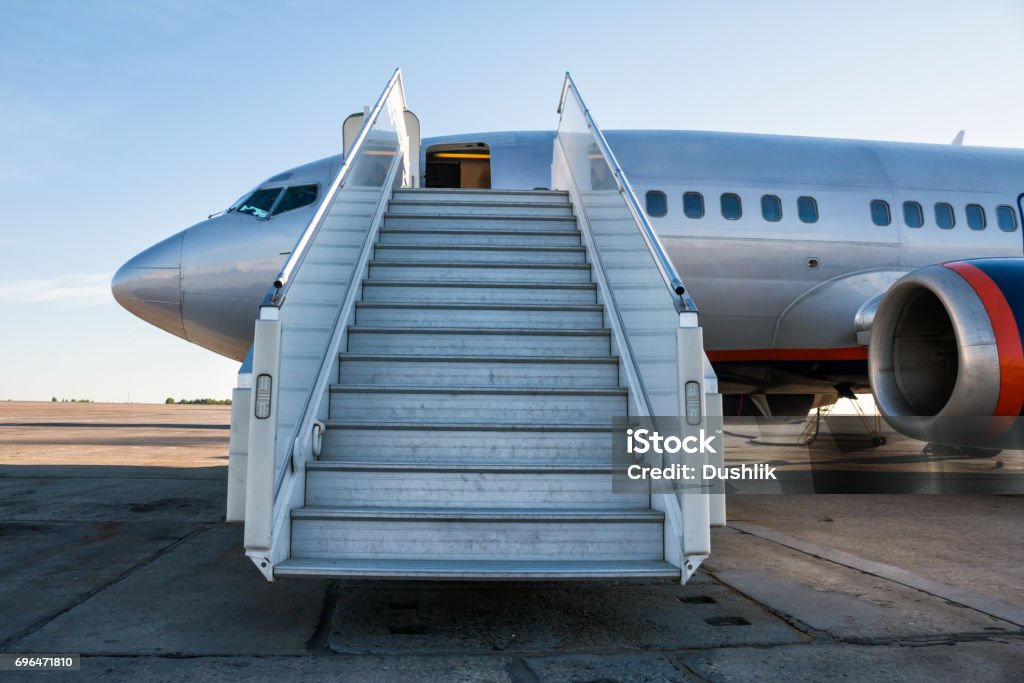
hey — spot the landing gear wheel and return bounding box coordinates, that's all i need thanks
[869,436,887,448]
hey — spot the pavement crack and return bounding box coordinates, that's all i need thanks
[0,521,218,654]
[836,631,1024,647]
[307,581,343,654]
[507,657,540,683]
[669,654,713,682]
[727,522,1024,629]
[700,568,824,642]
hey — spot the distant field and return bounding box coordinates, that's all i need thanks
[0,401,230,468]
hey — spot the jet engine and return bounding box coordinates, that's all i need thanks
[868,258,1024,450]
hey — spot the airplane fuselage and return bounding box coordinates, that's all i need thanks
[112,130,1024,402]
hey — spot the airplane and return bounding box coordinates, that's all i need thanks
[111,125,1024,453]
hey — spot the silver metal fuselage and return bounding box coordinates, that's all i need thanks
[112,130,1024,393]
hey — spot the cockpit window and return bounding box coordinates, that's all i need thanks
[272,185,319,216]
[236,188,282,219]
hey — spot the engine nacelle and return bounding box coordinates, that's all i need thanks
[869,258,1024,449]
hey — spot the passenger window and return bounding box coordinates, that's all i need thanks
[236,187,283,219]
[721,193,742,220]
[903,201,924,228]
[797,196,818,223]
[965,204,986,231]
[761,195,782,222]
[646,190,667,218]
[271,185,319,216]
[870,200,891,226]
[683,192,705,219]
[935,202,955,229]
[998,205,1018,232]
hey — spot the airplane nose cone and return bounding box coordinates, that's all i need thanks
[111,232,187,338]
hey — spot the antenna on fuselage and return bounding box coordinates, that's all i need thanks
[951,130,965,146]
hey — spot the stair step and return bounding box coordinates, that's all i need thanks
[353,302,605,330]
[307,461,613,473]
[384,214,577,231]
[328,385,626,424]
[361,280,597,305]
[320,422,615,465]
[378,227,581,247]
[289,507,664,562]
[269,186,670,579]
[388,200,573,217]
[374,244,587,264]
[393,189,569,204]
[275,558,679,580]
[293,506,660,521]
[338,353,619,388]
[346,326,610,356]
[304,461,645,509]
[367,261,593,283]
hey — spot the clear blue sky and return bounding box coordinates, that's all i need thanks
[1,0,1022,403]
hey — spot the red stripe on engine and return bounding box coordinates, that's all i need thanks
[944,261,1024,422]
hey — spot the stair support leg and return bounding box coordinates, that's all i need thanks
[244,315,281,560]
[226,385,251,522]
[677,316,712,582]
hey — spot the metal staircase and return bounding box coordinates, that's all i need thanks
[274,188,678,579]
[231,70,723,584]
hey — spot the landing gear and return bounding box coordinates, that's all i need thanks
[798,404,831,446]
[799,395,888,448]
[848,394,886,447]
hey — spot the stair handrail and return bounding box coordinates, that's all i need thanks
[271,70,410,497]
[557,73,696,313]
[553,72,717,579]
[262,68,408,308]
[244,68,411,579]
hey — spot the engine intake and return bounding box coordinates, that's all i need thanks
[869,258,1024,448]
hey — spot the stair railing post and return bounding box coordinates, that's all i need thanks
[704,356,726,528]
[676,312,712,581]
[244,307,282,557]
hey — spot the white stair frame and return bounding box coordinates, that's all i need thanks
[551,72,724,582]
[239,69,723,582]
[243,70,412,580]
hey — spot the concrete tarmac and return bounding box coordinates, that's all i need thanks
[0,401,1022,682]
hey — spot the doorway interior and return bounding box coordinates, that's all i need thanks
[424,142,491,189]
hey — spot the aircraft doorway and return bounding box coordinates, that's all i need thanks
[1018,192,1024,253]
[424,142,491,189]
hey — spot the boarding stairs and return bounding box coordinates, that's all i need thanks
[282,188,677,579]
[232,70,724,583]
